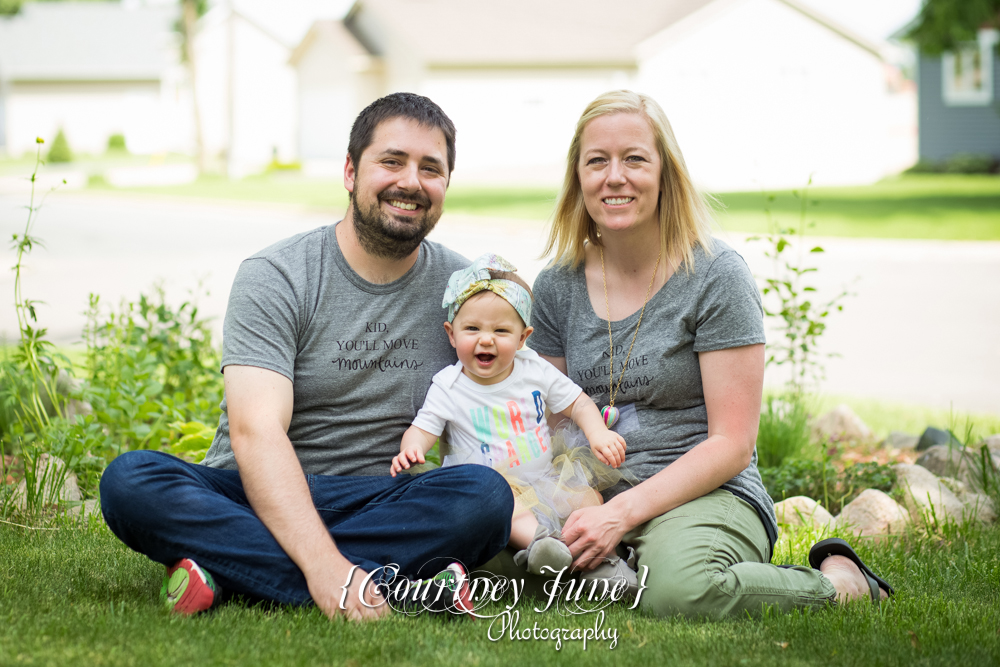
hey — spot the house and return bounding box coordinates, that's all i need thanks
[192,0,340,177]
[290,0,916,191]
[0,3,187,157]
[915,28,999,164]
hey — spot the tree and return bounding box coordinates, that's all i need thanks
[0,0,21,16]
[177,0,209,173]
[906,0,1000,53]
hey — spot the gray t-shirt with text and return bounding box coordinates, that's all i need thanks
[202,223,468,477]
[530,238,777,549]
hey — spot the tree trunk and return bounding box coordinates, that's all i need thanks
[182,0,208,174]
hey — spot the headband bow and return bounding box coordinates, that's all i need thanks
[443,254,532,325]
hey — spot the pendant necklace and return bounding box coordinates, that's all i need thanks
[600,244,662,428]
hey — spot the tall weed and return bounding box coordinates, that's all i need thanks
[756,394,811,468]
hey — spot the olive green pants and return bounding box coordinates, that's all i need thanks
[478,489,836,618]
[624,488,835,618]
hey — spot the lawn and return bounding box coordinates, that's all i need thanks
[787,393,1000,443]
[713,175,1000,241]
[2,518,998,666]
[79,173,1000,241]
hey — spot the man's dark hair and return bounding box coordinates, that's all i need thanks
[348,92,456,176]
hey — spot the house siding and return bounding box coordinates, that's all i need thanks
[918,52,1000,161]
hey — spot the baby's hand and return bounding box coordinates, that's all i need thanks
[590,430,627,468]
[390,446,426,477]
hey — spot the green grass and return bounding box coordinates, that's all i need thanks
[0,152,193,177]
[85,173,352,210]
[801,393,1000,443]
[78,173,1000,240]
[713,175,1000,240]
[2,519,999,666]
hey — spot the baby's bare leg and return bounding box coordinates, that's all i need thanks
[509,498,539,550]
[566,487,603,514]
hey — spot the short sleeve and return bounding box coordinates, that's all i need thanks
[529,266,568,358]
[221,258,301,381]
[410,382,449,436]
[693,250,766,352]
[542,362,583,414]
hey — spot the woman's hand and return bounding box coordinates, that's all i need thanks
[562,502,631,571]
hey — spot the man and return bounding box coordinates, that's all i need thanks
[100,93,514,621]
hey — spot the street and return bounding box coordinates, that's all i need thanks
[1,192,997,414]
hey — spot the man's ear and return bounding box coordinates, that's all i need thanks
[344,154,356,195]
[519,326,533,348]
[443,321,457,348]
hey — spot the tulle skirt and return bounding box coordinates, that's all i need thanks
[500,424,638,534]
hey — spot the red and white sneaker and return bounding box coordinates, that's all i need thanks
[385,562,474,616]
[161,558,219,615]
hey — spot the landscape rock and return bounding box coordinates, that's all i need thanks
[916,426,960,452]
[836,489,910,537]
[69,498,101,519]
[915,445,982,488]
[812,404,872,442]
[11,454,82,512]
[883,431,919,450]
[773,496,835,527]
[893,463,969,524]
[939,477,998,523]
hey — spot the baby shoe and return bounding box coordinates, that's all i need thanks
[578,556,639,598]
[513,526,573,576]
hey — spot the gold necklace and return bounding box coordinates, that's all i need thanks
[600,245,661,427]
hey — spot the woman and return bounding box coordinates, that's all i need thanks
[530,90,891,617]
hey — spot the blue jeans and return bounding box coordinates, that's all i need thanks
[100,450,514,606]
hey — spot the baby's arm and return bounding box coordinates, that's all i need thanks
[561,392,627,468]
[390,426,439,477]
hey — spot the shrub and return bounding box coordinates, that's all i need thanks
[760,458,895,514]
[904,159,944,174]
[0,0,22,17]
[756,394,810,468]
[107,133,127,152]
[81,288,224,466]
[944,153,996,174]
[47,129,73,163]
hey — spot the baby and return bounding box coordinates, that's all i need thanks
[391,254,627,576]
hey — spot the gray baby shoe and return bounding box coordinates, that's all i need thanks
[513,526,573,576]
[578,555,639,597]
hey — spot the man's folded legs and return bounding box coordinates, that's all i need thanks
[100,450,513,612]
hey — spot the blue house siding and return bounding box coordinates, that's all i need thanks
[917,52,1000,161]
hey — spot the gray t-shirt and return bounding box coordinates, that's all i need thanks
[202,223,469,476]
[530,238,777,549]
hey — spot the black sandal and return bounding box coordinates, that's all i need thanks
[808,538,894,602]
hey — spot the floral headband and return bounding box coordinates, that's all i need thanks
[442,254,532,325]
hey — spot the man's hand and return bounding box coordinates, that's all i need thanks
[390,446,426,477]
[588,430,627,468]
[308,556,390,621]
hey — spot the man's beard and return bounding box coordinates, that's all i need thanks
[352,189,439,261]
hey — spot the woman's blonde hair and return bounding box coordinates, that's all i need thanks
[543,90,715,270]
